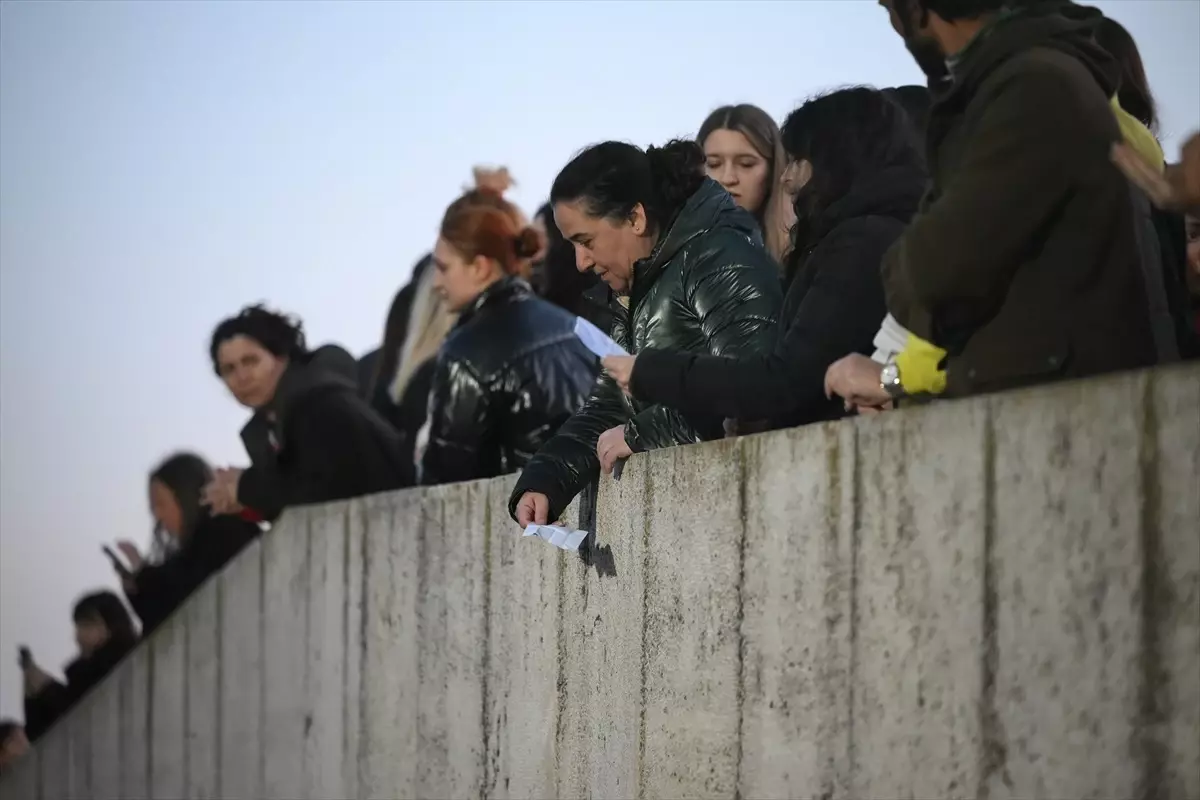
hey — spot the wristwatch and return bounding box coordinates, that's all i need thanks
[880,362,905,400]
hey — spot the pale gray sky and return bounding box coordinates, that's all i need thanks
[1,0,1197,719]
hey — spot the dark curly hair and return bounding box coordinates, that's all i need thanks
[550,139,706,235]
[209,304,307,376]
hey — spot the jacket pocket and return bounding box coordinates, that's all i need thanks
[950,333,1072,396]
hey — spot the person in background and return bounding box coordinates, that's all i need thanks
[0,720,29,774]
[358,253,433,424]
[203,305,409,519]
[603,87,927,431]
[531,201,613,333]
[882,84,933,139]
[112,453,260,635]
[826,0,1160,409]
[699,104,791,263]
[1091,15,1197,359]
[1187,215,1200,335]
[509,139,782,528]
[21,592,138,742]
[419,189,598,485]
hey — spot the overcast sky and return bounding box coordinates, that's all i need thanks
[1,0,1197,720]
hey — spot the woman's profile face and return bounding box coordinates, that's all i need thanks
[431,236,499,313]
[74,615,110,658]
[149,478,185,539]
[216,335,287,410]
[703,128,771,215]
[553,200,653,294]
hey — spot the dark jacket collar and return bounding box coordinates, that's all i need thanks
[240,344,359,457]
[456,275,532,328]
[629,178,759,306]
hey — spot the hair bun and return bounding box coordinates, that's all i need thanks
[513,226,544,260]
[645,139,706,214]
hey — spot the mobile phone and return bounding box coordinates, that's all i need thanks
[102,545,132,579]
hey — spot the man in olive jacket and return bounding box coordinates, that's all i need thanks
[877,0,1157,397]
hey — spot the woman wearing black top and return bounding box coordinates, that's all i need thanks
[21,591,138,741]
[419,188,598,486]
[203,305,411,519]
[603,87,928,430]
[113,452,261,634]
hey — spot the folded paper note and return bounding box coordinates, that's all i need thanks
[523,524,589,552]
[574,316,628,359]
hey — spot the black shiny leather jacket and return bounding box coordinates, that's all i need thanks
[419,277,599,486]
[510,178,782,521]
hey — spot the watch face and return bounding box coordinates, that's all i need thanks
[882,364,899,385]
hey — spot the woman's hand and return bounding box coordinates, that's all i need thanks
[597,426,633,475]
[601,355,637,394]
[202,468,244,514]
[116,540,144,572]
[824,354,892,411]
[514,492,550,528]
[1112,133,1200,213]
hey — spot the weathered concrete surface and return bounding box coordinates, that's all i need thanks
[3,364,1197,800]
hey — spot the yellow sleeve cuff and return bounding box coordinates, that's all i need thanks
[895,333,947,395]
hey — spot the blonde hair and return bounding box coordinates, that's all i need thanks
[390,264,457,402]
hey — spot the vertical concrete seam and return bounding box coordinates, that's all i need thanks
[847,424,861,785]
[553,537,568,799]
[356,502,373,799]
[821,427,843,800]
[214,572,224,797]
[302,513,314,788]
[146,639,156,797]
[733,440,750,800]
[340,508,353,797]
[183,612,191,797]
[636,463,655,800]
[480,487,494,800]
[258,531,268,798]
[977,398,1010,798]
[1135,372,1168,800]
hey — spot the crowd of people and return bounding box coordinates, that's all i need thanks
[4,0,1200,771]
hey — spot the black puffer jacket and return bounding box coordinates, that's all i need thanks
[420,277,598,486]
[238,345,411,518]
[509,178,782,521]
[631,163,927,429]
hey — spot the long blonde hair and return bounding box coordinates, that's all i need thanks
[389,265,456,402]
[698,104,790,264]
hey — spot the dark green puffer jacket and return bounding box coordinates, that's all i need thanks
[509,177,782,522]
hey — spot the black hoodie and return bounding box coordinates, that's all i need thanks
[631,163,928,429]
[237,344,410,518]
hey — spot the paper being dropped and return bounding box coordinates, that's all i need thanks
[523,524,588,552]
[574,316,628,358]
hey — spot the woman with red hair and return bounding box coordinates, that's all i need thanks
[418,186,599,486]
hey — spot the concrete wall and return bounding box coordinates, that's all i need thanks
[2,364,1197,800]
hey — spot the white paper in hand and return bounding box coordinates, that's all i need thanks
[523,524,589,552]
[574,316,628,358]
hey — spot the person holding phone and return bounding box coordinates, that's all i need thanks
[111,452,260,635]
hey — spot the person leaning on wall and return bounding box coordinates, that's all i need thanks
[202,305,410,520]
[509,138,783,529]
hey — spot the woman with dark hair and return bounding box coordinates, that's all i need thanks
[418,189,598,486]
[509,139,782,527]
[204,304,409,519]
[1094,17,1156,133]
[21,591,138,741]
[531,201,613,333]
[602,87,927,431]
[109,453,261,634]
[698,104,791,262]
